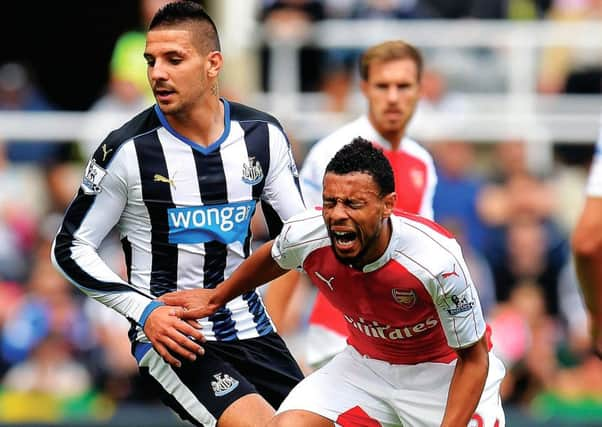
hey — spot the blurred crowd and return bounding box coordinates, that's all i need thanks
[0,0,601,424]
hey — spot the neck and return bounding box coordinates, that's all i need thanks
[382,132,403,150]
[168,95,224,147]
[368,116,404,150]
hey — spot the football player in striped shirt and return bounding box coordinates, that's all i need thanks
[52,2,305,426]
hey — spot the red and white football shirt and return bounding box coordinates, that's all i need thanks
[300,115,436,216]
[299,115,437,366]
[272,210,486,365]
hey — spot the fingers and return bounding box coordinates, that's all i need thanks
[167,306,187,317]
[153,339,186,368]
[151,328,206,368]
[162,308,205,341]
[184,318,204,331]
[178,319,206,343]
[180,308,211,320]
[168,306,210,327]
[160,293,187,306]
[166,303,212,321]
[170,311,208,339]
[167,328,205,358]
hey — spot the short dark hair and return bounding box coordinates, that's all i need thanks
[149,1,221,52]
[359,40,422,81]
[325,137,395,196]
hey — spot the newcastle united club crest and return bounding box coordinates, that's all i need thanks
[242,156,264,185]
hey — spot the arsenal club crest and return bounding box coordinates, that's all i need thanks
[392,289,416,310]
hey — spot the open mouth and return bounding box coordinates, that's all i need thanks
[332,230,357,249]
[155,89,175,101]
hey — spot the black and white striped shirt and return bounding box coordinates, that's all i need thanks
[52,99,305,342]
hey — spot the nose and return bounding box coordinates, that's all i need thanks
[148,60,168,82]
[387,86,399,102]
[328,200,349,222]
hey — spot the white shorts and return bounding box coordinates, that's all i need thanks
[306,324,348,369]
[278,346,506,427]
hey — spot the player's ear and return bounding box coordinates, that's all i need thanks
[207,51,222,78]
[382,192,396,218]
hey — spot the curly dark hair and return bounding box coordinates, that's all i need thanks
[325,137,394,196]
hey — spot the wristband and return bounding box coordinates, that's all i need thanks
[139,300,165,328]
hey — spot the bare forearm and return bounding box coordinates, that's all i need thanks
[572,197,602,351]
[440,338,488,427]
[574,251,602,351]
[212,241,289,307]
[160,241,289,319]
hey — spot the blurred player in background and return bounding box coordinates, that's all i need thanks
[52,2,306,426]
[162,139,505,427]
[300,40,436,214]
[266,39,437,369]
[572,119,602,357]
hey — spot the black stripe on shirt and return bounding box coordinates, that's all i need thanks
[239,120,274,333]
[192,147,228,289]
[240,121,269,199]
[239,120,270,255]
[262,201,284,240]
[135,131,178,297]
[192,147,237,340]
[122,236,132,282]
[244,291,273,335]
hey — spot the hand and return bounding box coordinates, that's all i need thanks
[143,305,206,368]
[159,288,219,320]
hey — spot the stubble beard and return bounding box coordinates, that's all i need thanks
[330,225,382,269]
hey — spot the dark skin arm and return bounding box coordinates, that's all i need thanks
[160,241,289,320]
[571,197,602,356]
[441,336,489,427]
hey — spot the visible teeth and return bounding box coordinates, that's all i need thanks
[336,239,354,247]
[333,230,356,247]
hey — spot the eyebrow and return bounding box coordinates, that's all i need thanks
[145,48,187,57]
